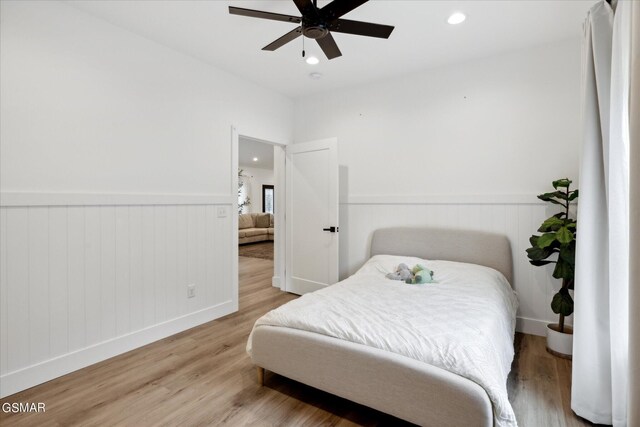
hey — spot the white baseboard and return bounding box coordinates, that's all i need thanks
[516,316,550,336]
[516,316,573,338]
[272,276,281,288]
[0,301,235,398]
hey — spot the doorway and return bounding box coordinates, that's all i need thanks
[238,137,275,261]
[232,130,286,294]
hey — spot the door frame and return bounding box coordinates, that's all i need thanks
[231,126,286,291]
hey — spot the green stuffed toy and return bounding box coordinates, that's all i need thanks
[405,264,435,284]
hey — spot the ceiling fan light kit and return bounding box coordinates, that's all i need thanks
[447,12,466,25]
[229,0,394,60]
[305,56,320,65]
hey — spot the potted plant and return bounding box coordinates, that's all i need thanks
[526,178,578,359]
[238,168,251,214]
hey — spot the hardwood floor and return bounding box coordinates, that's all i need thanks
[1,256,593,427]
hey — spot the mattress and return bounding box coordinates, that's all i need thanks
[248,254,519,427]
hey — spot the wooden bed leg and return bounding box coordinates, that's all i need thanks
[256,366,265,386]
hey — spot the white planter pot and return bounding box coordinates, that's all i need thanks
[546,324,573,359]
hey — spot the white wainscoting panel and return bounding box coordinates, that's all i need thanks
[0,198,235,397]
[339,199,570,337]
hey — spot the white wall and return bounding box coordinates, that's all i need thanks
[0,1,293,194]
[294,39,580,196]
[240,166,275,214]
[294,39,582,335]
[0,0,293,397]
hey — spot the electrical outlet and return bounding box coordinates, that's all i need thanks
[187,284,196,298]
[217,207,227,218]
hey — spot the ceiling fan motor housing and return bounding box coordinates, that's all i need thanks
[302,23,329,39]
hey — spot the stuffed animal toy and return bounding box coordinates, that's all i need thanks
[406,264,435,284]
[385,263,413,281]
[385,263,436,284]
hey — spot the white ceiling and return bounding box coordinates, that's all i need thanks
[67,0,593,98]
[239,137,274,170]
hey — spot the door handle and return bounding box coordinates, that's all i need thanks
[322,226,339,233]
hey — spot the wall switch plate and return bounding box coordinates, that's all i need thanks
[187,284,196,298]
[217,207,227,218]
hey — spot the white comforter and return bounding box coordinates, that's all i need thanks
[248,255,519,427]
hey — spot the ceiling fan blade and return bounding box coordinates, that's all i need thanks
[229,6,301,24]
[321,0,369,21]
[292,0,319,18]
[329,19,394,38]
[316,33,342,60]
[262,27,303,51]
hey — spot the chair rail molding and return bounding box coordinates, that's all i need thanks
[341,194,545,205]
[0,192,234,207]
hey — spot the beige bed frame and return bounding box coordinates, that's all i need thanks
[250,227,513,427]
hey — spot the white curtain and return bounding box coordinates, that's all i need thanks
[573,1,631,425]
[628,1,640,425]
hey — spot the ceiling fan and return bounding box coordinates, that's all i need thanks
[229,0,394,60]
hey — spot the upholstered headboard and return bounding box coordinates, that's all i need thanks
[370,227,513,284]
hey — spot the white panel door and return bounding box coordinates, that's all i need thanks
[285,138,339,295]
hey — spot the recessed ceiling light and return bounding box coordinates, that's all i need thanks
[309,72,323,80]
[305,56,319,65]
[447,12,466,25]
[253,157,258,162]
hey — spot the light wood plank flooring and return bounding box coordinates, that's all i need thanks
[1,256,593,426]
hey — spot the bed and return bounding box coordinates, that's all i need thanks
[247,227,518,427]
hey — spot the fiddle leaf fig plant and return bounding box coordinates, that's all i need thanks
[526,178,578,333]
[238,168,251,214]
